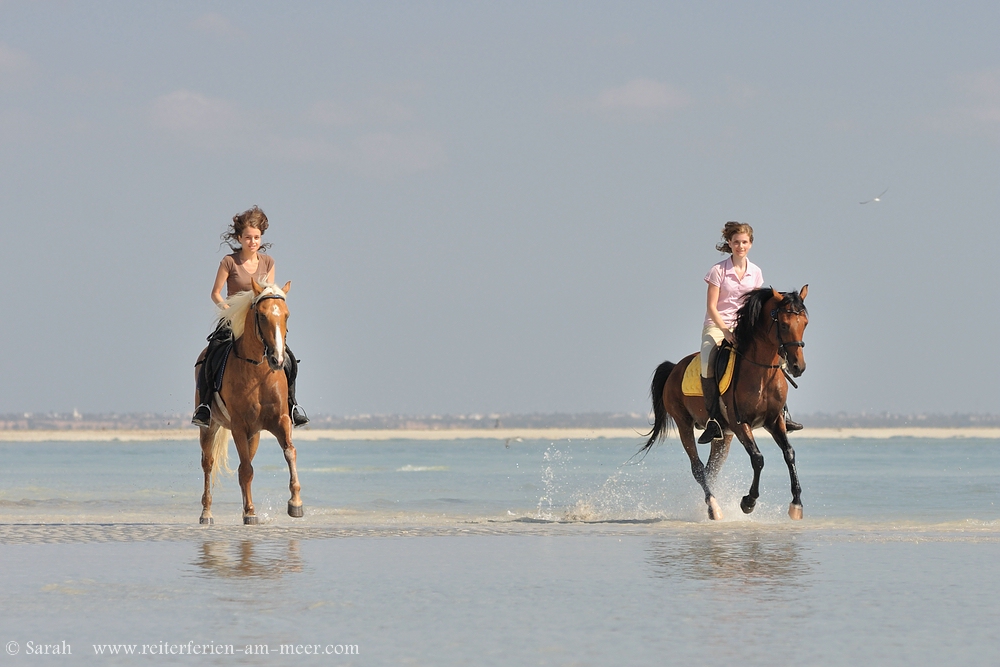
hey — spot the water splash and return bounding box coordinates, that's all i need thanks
[535,445,569,520]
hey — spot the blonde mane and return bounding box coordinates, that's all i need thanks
[216,282,287,340]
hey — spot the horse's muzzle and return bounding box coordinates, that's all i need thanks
[266,350,284,372]
[788,361,805,377]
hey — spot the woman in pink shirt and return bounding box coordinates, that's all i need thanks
[192,206,309,428]
[698,222,800,443]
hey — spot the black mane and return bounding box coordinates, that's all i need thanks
[732,287,807,353]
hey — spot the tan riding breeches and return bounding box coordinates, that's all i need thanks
[700,325,726,378]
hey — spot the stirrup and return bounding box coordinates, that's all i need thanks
[698,419,722,444]
[291,405,310,427]
[191,404,212,428]
[783,405,803,432]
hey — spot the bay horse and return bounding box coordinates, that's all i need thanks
[641,286,809,521]
[196,278,303,525]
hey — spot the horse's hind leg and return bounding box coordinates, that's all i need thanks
[705,432,733,488]
[234,430,260,525]
[678,421,723,520]
[272,416,303,518]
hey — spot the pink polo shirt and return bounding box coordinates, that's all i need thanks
[704,257,763,328]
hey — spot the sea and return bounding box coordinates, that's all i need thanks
[1,435,999,666]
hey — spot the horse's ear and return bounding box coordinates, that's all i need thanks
[251,279,263,296]
[771,287,784,302]
[281,281,291,295]
[799,284,808,300]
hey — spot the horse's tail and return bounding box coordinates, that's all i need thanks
[639,361,676,456]
[210,427,233,486]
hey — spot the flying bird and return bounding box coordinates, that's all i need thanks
[860,188,888,205]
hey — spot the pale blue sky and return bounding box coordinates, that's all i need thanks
[1,2,997,416]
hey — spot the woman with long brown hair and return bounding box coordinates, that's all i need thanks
[192,206,309,428]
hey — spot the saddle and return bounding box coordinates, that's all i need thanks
[681,343,736,397]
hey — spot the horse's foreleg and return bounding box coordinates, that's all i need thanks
[733,424,763,514]
[234,431,259,525]
[273,416,303,518]
[705,432,733,487]
[678,423,722,520]
[766,425,803,520]
[199,427,216,525]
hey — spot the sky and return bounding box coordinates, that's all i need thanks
[1,1,998,417]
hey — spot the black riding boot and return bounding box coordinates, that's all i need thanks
[284,347,309,427]
[191,359,213,428]
[698,376,724,444]
[784,405,803,432]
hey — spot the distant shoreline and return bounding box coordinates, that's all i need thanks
[1,427,998,442]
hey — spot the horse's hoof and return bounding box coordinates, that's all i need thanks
[288,502,304,518]
[788,503,803,520]
[243,515,259,525]
[707,497,723,521]
[740,495,756,514]
[199,516,214,525]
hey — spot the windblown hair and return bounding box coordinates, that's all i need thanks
[215,282,286,340]
[716,221,754,254]
[732,287,807,354]
[221,206,273,253]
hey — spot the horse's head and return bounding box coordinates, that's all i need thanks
[770,285,809,377]
[251,279,292,371]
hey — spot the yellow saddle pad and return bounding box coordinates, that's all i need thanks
[682,351,736,397]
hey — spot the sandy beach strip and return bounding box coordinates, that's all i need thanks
[0,426,999,442]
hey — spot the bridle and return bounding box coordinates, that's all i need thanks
[730,300,808,425]
[732,304,806,370]
[235,293,286,367]
[771,304,807,359]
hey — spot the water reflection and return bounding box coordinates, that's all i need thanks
[192,539,304,579]
[646,530,813,591]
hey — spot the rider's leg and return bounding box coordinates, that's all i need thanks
[284,346,309,427]
[191,357,213,427]
[698,326,725,444]
[191,324,231,428]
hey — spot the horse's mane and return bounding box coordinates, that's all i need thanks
[732,287,807,353]
[215,282,286,340]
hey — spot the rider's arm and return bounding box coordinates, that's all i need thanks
[211,262,230,308]
[706,282,734,343]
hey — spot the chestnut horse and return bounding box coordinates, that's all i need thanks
[196,279,303,525]
[641,286,809,521]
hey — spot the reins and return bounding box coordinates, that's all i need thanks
[234,293,286,367]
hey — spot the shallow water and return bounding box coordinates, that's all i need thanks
[2,437,999,665]
[3,436,999,526]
